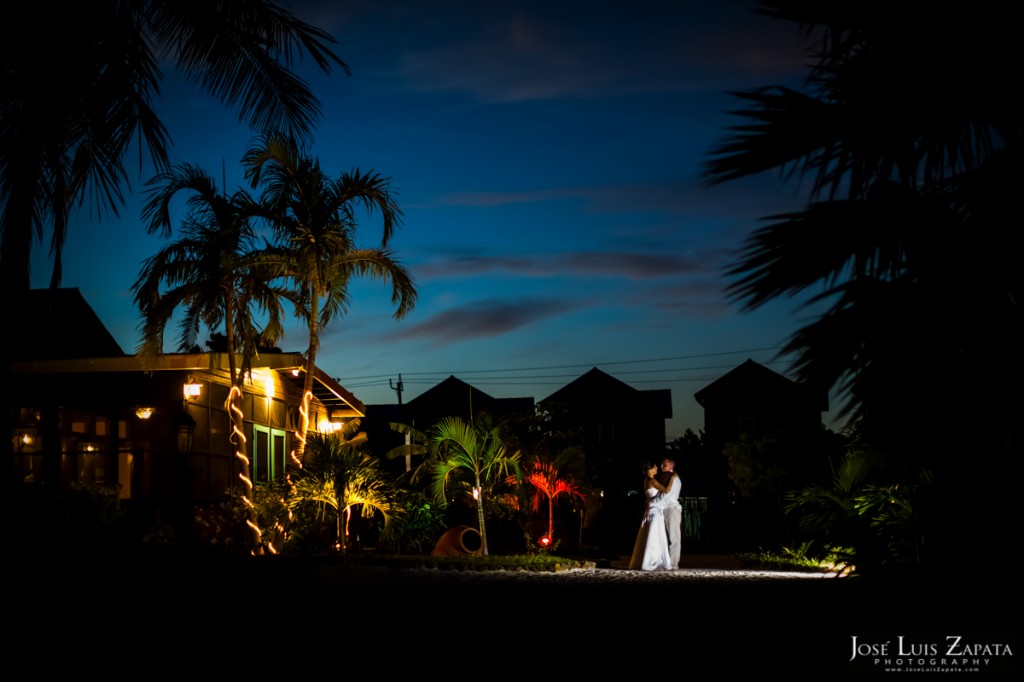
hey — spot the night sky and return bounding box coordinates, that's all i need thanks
[38,1,833,438]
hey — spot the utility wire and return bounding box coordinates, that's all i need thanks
[335,346,785,383]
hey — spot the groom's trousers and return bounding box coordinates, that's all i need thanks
[665,505,682,568]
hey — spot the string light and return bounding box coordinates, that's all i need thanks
[290,390,313,468]
[228,385,263,553]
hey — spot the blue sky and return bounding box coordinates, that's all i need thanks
[38,1,838,439]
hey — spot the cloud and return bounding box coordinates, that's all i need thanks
[393,297,580,345]
[415,250,713,281]
[415,255,534,278]
[435,187,586,208]
[433,178,804,220]
[562,252,708,278]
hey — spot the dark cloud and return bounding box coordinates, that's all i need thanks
[394,297,580,345]
[435,187,583,207]
[561,252,707,278]
[415,255,536,278]
[434,178,804,221]
[415,250,712,280]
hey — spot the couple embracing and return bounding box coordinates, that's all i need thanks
[628,456,681,571]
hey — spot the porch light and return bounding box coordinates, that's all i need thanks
[135,407,155,420]
[317,419,343,433]
[183,381,202,399]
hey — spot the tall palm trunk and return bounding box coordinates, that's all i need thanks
[224,293,263,555]
[295,290,320,465]
[333,470,347,554]
[336,506,346,554]
[475,474,489,556]
[546,493,554,542]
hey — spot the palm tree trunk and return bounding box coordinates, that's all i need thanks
[475,475,488,556]
[547,494,554,542]
[295,291,320,464]
[337,505,346,554]
[227,384,262,555]
[224,294,263,556]
[344,505,353,552]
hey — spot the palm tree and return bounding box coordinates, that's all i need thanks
[289,424,396,553]
[704,1,1022,571]
[385,421,431,476]
[0,1,347,292]
[242,134,417,464]
[520,447,587,546]
[133,163,291,555]
[704,3,1021,410]
[430,416,522,556]
[786,435,931,572]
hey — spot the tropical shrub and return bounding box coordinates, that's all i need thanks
[288,427,396,553]
[376,490,447,555]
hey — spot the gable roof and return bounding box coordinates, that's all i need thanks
[14,288,125,360]
[694,359,827,411]
[406,375,496,411]
[12,288,365,417]
[404,375,534,420]
[540,367,672,418]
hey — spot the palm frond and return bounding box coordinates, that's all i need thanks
[149,1,348,140]
[1,1,343,288]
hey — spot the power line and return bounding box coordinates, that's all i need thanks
[336,346,785,383]
[376,360,790,385]
[338,352,793,393]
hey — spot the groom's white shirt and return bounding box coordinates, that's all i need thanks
[664,471,682,509]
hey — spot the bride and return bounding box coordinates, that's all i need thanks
[628,462,673,570]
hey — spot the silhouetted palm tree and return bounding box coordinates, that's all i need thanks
[706,3,1021,424]
[1,1,346,291]
[134,163,291,554]
[705,1,1022,571]
[706,2,1018,199]
[242,134,417,463]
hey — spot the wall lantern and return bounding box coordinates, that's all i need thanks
[176,411,197,454]
[317,419,343,433]
[135,407,155,420]
[183,381,202,399]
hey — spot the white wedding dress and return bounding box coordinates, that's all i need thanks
[628,487,673,570]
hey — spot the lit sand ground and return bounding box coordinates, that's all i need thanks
[319,554,833,586]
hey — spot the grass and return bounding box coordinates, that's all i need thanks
[738,542,856,576]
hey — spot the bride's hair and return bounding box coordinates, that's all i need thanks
[641,461,658,475]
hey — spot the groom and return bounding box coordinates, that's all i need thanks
[658,456,682,569]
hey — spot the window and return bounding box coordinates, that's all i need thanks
[253,425,288,484]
